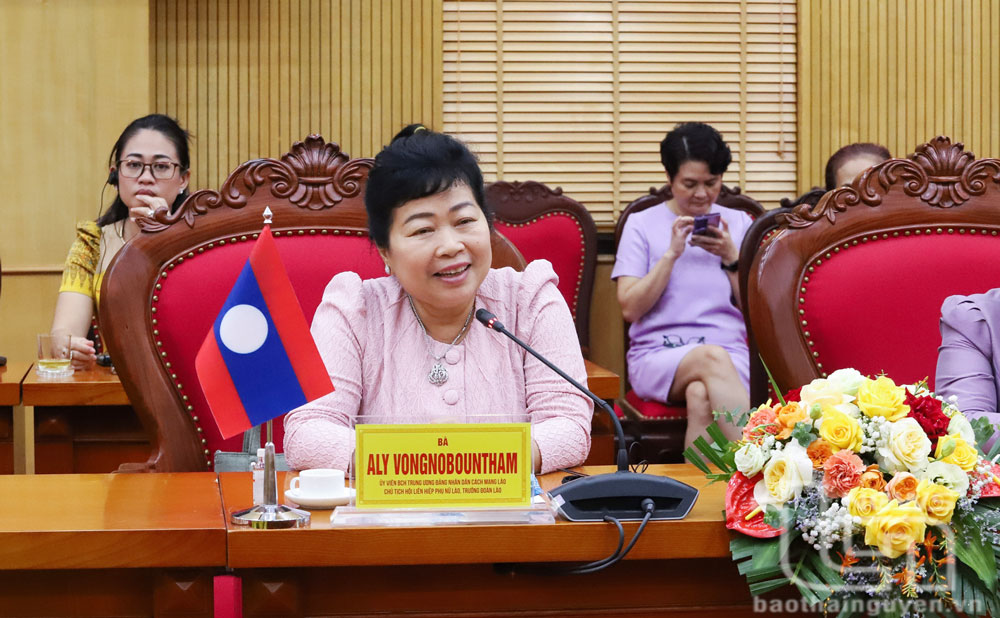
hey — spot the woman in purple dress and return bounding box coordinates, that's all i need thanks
[936,289,1000,429]
[613,123,750,447]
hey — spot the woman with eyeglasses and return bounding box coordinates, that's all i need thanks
[50,114,191,370]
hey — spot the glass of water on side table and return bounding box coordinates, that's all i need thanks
[36,333,74,378]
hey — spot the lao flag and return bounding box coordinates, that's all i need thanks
[195,225,334,439]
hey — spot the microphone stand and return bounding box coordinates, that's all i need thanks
[476,309,698,522]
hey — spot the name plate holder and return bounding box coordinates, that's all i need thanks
[330,422,555,527]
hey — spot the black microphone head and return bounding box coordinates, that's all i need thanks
[475,308,503,331]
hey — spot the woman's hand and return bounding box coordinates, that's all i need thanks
[131,194,169,220]
[68,335,96,370]
[667,216,694,260]
[688,219,738,265]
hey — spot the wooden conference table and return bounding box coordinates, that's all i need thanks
[0,361,31,474]
[0,465,785,618]
[9,360,621,475]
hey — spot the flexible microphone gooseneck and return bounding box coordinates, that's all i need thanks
[475,309,699,523]
[476,309,628,472]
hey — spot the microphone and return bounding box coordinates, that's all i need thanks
[477,308,628,472]
[475,309,699,521]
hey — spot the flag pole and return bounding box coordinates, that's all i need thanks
[230,207,311,529]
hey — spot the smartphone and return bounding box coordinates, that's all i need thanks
[692,212,721,235]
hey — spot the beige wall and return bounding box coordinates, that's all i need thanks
[0,0,150,361]
[798,0,1000,191]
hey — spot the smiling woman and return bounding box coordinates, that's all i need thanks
[49,114,191,370]
[282,125,594,475]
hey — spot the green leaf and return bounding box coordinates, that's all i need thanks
[745,563,788,583]
[748,577,790,596]
[806,552,845,589]
[760,354,786,406]
[970,416,998,456]
[952,513,998,592]
[791,421,815,446]
[683,447,711,474]
[704,423,733,451]
[692,436,729,472]
[763,505,785,529]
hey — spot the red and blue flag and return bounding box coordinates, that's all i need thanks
[195,225,334,439]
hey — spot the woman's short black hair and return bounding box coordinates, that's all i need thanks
[365,124,490,249]
[98,114,192,227]
[824,142,892,190]
[659,122,732,180]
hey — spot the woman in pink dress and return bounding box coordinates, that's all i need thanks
[613,122,750,447]
[283,125,593,473]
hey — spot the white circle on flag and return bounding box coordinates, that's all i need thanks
[219,304,269,354]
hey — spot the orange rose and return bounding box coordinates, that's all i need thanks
[807,439,835,470]
[775,402,809,440]
[886,472,919,502]
[858,464,887,492]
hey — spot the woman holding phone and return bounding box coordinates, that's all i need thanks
[613,122,751,447]
[50,114,191,370]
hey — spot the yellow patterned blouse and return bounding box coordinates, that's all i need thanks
[58,221,104,306]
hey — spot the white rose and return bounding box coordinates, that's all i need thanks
[919,461,969,496]
[876,417,932,473]
[947,413,976,446]
[827,368,866,397]
[753,441,814,507]
[735,442,768,477]
[800,378,856,411]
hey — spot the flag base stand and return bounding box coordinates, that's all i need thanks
[229,421,310,529]
[230,503,310,529]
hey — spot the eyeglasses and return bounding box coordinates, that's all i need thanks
[117,159,183,180]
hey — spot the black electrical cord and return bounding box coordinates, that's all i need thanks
[496,498,656,576]
[566,498,656,574]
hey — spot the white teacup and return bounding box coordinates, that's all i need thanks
[290,468,346,498]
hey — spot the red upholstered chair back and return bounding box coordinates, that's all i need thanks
[100,136,525,472]
[746,137,1000,396]
[487,181,597,352]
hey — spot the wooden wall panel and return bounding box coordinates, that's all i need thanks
[0,0,150,361]
[443,0,798,229]
[798,0,1000,192]
[151,0,444,193]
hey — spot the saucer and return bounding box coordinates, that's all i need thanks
[285,487,355,509]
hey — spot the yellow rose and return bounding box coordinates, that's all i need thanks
[856,376,910,421]
[864,499,927,559]
[845,486,890,524]
[935,435,978,472]
[818,406,863,452]
[915,479,960,525]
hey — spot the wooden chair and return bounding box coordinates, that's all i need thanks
[614,184,764,462]
[745,136,1000,395]
[100,135,525,472]
[738,207,791,406]
[487,180,598,353]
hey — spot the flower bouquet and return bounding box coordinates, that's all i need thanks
[685,368,1000,617]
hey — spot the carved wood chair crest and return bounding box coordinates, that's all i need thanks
[746,136,1000,400]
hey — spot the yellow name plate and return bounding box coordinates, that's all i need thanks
[354,423,532,509]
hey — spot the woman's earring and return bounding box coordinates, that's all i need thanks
[384,264,390,275]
